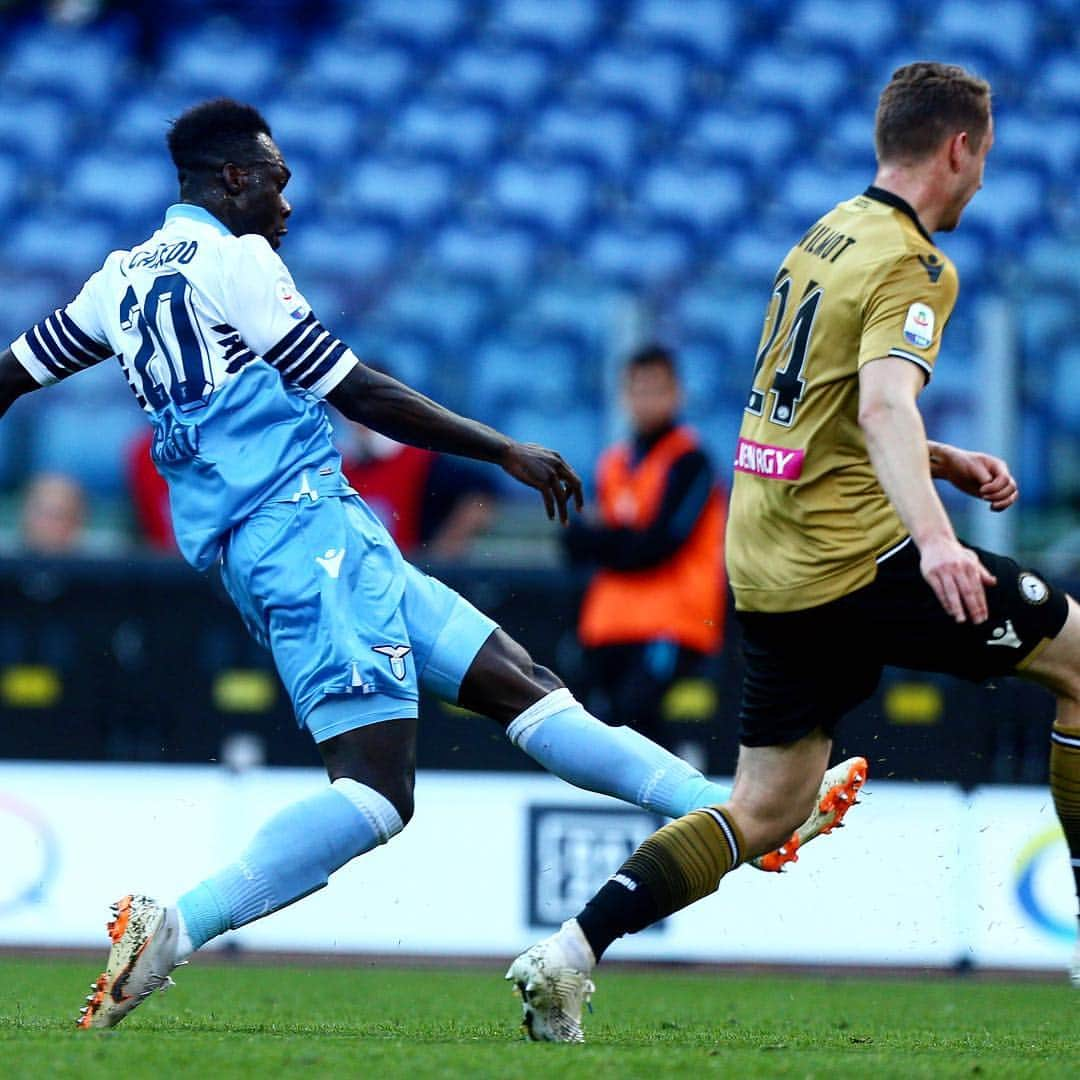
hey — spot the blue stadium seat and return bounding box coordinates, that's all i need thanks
[0,95,70,168]
[288,220,400,284]
[297,35,417,109]
[638,159,748,234]
[2,25,124,109]
[489,0,602,53]
[441,42,553,111]
[723,225,796,288]
[1048,346,1080,427]
[583,45,690,124]
[111,92,197,157]
[0,274,63,348]
[671,281,768,366]
[508,279,625,353]
[340,155,456,231]
[359,0,472,49]
[922,0,1038,70]
[786,0,901,60]
[429,221,538,292]
[265,98,359,163]
[161,26,278,101]
[681,107,799,176]
[1039,54,1080,114]
[25,365,144,497]
[992,109,1080,176]
[0,153,22,220]
[625,0,739,62]
[934,231,992,290]
[527,102,640,177]
[62,152,176,225]
[1018,293,1076,359]
[775,165,873,230]
[487,158,593,237]
[4,214,117,278]
[959,167,1045,246]
[377,278,491,352]
[344,331,436,394]
[1024,237,1080,288]
[671,335,724,408]
[502,407,604,479]
[582,222,694,290]
[737,48,848,121]
[470,335,581,416]
[387,97,502,166]
[815,109,877,172]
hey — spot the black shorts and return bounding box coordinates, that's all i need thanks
[736,538,1070,748]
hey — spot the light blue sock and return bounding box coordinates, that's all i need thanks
[506,688,730,817]
[176,779,403,953]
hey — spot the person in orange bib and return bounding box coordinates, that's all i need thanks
[565,344,726,767]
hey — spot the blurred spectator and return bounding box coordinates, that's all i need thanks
[340,425,499,561]
[564,344,726,769]
[127,429,176,553]
[126,421,499,560]
[20,472,88,554]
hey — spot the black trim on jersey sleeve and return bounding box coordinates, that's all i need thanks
[263,312,350,391]
[21,309,112,379]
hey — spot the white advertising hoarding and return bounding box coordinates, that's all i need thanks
[0,763,1073,970]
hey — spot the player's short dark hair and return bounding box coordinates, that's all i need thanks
[626,343,679,380]
[167,98,273,182]
[875,62,991,164]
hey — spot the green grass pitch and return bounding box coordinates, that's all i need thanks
[0,958,1074,1078]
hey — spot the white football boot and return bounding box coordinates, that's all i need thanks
[750,756,868,872]
[77,894,183,1029]
[506,920,595,1043]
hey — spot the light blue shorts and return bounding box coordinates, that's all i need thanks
[220,494,497,742]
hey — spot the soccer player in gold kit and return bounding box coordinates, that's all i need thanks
[508,63,1080,1040]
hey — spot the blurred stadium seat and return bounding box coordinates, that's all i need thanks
[625,0,739,62]
[0,3,1076,517]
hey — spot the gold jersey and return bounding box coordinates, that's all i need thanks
[726,187,959,613]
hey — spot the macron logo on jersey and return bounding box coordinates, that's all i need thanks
[315,548,345,579]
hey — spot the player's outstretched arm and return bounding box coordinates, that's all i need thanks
[859,356,995,623]
[0,347,43,420]
[928,440,1018,512]
[329,361,583,522]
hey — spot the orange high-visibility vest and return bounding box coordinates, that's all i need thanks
[578,426,725,654]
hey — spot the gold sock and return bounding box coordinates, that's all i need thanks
[620,805,744,917]
[1050,724,1080,914]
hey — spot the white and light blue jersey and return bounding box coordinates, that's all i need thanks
[10,204,358,569]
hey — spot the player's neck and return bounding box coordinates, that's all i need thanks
[870,166,944,235]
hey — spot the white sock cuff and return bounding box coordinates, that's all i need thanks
[506,687,578,749]
[330,778,404,844]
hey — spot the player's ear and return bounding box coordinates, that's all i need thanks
[221,162,247,196]
[946,131,969,172]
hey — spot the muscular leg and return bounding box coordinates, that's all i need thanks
[1016,596,1080,953]
[174,714,414,958]
[573,730,831,962]
[457,629,729,817]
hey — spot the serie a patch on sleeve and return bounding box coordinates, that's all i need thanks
[903,301,935,349]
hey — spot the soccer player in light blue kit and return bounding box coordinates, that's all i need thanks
[0,101,862,1029]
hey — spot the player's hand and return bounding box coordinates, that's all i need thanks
[931,444,1018,512]
[919,536,996,624]
[500,441,584,524]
